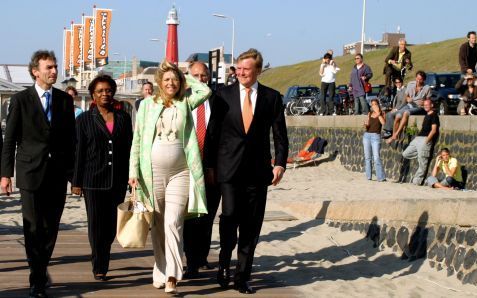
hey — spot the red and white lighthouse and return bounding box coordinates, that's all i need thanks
[166,5,179,64]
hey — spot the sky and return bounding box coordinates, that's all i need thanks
[1,0,476,68]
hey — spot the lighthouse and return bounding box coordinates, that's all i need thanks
[166,5,179,64]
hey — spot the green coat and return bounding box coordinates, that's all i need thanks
[129,75,211,218]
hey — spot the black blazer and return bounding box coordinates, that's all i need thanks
[205,82,288,185]
[72,107,132,190]
[1,86,75,191]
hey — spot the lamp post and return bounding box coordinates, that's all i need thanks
[149,38,167,62]
[361,0,366,55]
[113,52,127,93]
[212,13,235,65]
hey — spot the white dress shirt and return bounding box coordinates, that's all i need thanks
[192,99,211,128]
[34,83,53,111]
[239,81,258,114]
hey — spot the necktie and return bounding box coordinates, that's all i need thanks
[196,103,206,159]
[44,91,51,122]
[242,88,253,133]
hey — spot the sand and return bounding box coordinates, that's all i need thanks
[1,159,476,297]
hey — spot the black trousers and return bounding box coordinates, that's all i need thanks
[20,173,67,289]
[320,81,336,115]
[83,186,126,275]
[183,182,221,270]
[218,182,268,282]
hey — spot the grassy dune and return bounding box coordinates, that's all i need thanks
[259,37,465,94]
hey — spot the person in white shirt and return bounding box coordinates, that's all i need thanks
[319,53,339,115]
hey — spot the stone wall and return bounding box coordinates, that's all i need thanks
[326,219,477,286]
[284,116,477,190]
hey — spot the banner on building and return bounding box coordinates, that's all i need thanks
[82,16,94,71]
[72,23,83,74]
[63,29,72,77]
[94,8,112,67]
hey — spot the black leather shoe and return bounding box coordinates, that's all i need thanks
[200,262,215,270]
[183,268,200,279]
[217,266,230,288]
[29,287,48,298]
[93,274,108,281]
[234,281,255,294]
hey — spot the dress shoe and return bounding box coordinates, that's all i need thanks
[93,273,108,281]
[200,262,215,270]
[183,268,199,279]
[216,266,230,288]
[165,278,177,294]
[234,281,255,294]
[29,287,48,298]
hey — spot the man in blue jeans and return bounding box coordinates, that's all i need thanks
[402,99,439,185]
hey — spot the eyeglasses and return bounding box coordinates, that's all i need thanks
[94,89,113,94]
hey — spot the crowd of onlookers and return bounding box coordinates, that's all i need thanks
[321,32,475,191]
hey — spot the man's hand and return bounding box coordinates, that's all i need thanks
[1,177,12,196]
[271,166,285,186]
[416,99,423,107]
[71,186,82,196]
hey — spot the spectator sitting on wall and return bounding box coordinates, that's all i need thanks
[382,77,406,139]
[455,73,477,115]
[426,148,464,190]
[386,71,431,144]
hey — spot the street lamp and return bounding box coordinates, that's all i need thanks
[113,52,127,93]
[361,0,366,55]
[212,13,235,65]
[149,38,167,62]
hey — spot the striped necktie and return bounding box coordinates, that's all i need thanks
[196,103,206,159]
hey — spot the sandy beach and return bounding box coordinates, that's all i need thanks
[1,158,476,297]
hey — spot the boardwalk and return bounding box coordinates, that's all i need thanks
[0,230,301,297]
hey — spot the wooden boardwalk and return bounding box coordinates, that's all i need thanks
[0,230,301,297]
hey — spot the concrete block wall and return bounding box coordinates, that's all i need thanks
[284,115,477,190]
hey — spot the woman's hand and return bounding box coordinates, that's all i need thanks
[71,186,82,196]
[128,178,138,188]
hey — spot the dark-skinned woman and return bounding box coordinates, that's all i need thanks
[72,75,133,281]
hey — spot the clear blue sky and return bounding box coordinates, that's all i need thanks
[1,0,476,67]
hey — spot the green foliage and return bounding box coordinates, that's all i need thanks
[259,38,464,94]
[405,118,419,136]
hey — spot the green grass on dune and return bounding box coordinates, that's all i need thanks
[259,37,465,94]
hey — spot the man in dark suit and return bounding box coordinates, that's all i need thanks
[183,62,221,278]
[135,81,153,111]
[206,48,289,294]
[383,38,413,89]
[1,50,75,298]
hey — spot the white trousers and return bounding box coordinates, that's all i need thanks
[151,141,189,282]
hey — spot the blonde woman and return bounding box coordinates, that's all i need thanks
[129,60,211,293]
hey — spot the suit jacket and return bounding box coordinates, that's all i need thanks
[1,86,76,190]
[205,82,289,185]
[72,107,132,190]
[383,47,413,74]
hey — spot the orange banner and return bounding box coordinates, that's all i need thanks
[94,8,112,67]
[83,16,94,70]
[72,24,83,72]
[64,29,72,77]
